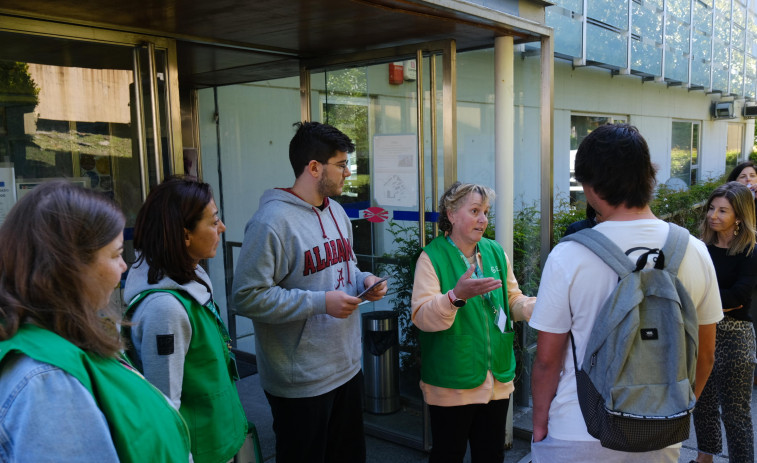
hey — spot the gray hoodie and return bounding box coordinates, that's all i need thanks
[123,258,213,410]
[232,188,370,398]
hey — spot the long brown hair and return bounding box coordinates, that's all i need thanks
[0,181,125,356]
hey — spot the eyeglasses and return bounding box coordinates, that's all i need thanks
[320,161,350,172]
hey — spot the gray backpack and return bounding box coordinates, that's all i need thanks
[561,223,699,452]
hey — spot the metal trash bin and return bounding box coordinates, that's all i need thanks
[362,310,400,414]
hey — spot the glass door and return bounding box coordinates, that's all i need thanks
[308,47,448,451]
[0,26,177,279]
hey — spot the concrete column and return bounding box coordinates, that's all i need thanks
[494,36,514,258]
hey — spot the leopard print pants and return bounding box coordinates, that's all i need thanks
[692,316,756,462]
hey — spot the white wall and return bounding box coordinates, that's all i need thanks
[549,60,752,197]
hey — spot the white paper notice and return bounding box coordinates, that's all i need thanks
[0,164,16,226]
[372,134,418,208]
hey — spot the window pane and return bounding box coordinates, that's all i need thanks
[726,123,745,171]
[692,123,699,166]
[588,0,628,30]
[632,39,662,75]
[671,121,693,186]
[586,24,627,68]
[547,7,583,57]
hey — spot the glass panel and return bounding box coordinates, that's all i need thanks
[546,7,583,58]
[726,123,745,171]
[0,31,144,267]
[731,49,745,92]
[665,51,689,82]
[633,1,663,41]
[671,121,693,186]
[666,15,691,55]
[692,56,711,87]
[667,0,690,20]
[665,10,691,82]
[551,0,583,12]
[631,0,663,75]
[692,30,712,62]
[632,39,662,75]
[716,0,732,21]
[733,25,746,50]
[734,0,746,26]
[586,24,627,67]
[712,47,730,90]
[693,1,714,34]
[692,123,699,166]
[746,55,757,97]
[588,0,628,30]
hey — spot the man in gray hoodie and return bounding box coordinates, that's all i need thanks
[232,121,388,463]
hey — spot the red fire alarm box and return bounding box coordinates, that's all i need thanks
[389,62,404,85]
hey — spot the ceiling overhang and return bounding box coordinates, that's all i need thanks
[0,0,551,87]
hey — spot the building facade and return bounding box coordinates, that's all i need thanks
[1,0,756,448]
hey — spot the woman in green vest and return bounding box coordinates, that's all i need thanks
[123,177,247,463]
[411,182,536,463]
[0,181,190,462]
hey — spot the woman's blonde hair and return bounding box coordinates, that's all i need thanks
[438,182,495,234]
[700,181,756,256]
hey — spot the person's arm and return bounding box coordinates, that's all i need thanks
[531,331,569,442]
[131,293,192,409]
[411,251,458,332]
[694,323,716,399]
[717,251,757,310]
[3,361,119,461]
[503,253,536,322]
[232,220,337,322]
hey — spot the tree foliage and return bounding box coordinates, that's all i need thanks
[0,62,39,106]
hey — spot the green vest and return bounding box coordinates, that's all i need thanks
[126,289,247,463]
[0,324,190,462]
[419,236,516,389]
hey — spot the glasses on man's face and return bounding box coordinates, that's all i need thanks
[321,161,350,173]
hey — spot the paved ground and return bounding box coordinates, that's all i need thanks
[238,373,756,462]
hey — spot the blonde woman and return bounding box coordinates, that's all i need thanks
[693,181,757,463]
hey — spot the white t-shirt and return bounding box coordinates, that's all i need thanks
[528,219,723,442]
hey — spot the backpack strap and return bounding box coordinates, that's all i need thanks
[560,228,635,277]
[659,223,690,276]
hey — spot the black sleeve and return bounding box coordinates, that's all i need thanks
[718,249,757,310]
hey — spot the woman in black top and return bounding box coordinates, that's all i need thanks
[728,160,757,386]
[693,181,757,463]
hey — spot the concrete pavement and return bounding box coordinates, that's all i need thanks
[237,373,756,462]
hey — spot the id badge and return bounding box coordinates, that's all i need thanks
[495,306,508,333]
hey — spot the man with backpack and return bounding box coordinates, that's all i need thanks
[529,123,722,462]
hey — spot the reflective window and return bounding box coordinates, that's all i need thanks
[0,32,145,242]
[588,0,627,29]
[586,24,627,68]
[670,121,701,187]
[544,0,757,97]
[726,123,745,172]
[547,5,583,57]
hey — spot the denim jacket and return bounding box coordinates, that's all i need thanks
[0,353,119,462]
